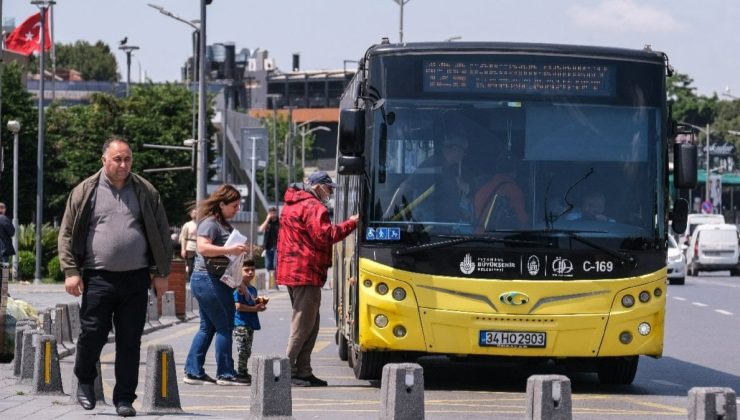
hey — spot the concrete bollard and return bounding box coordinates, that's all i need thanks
[380,363,425,420]
[41,310,52,335]
[55,304,73,345]
[13,324,33,376]
[688,387,737,420]
[248,355,293,420]
[66,302,81,340]
[69,360,106,405]
[160,291,178,324]
[52,307,68,349]
[30,335,64,395]
[18,329,39,383]
[147,289,161,327]
[141,344,182,414]
[525,375,572,420]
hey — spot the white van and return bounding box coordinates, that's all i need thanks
[679,213,725,246]
[685,223,740,276]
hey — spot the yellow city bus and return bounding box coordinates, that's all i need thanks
[332,40,696,384]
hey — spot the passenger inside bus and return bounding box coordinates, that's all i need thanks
[473,156,528,231]
[566,191,616,222]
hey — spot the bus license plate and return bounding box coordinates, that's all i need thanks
[479,330,546,348]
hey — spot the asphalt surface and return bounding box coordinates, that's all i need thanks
[1,273,739,419]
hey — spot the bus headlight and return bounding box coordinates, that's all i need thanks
[638,322,651,336]
[393,325,407,337]
[376,283,389,295]
[392,287,406,301]
[638,291,651,303]
[621,294,635,308]
[374,314,389,328]
[653,287,663,297]
[363,279,372,287]
[619,331,633,344]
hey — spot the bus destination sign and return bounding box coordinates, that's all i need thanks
[423,60,616,97]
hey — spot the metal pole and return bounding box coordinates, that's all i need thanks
[196,0,208,201]
[126,51,132,97]
[706,123,711,205]
[249,136,257,258]
[301,128,306,173]
[271,98,279,209]
[50,4,55,100]
[191,29,198,142]
[34,5,48,284]
[12,130,19,281]
[399,0,404,43]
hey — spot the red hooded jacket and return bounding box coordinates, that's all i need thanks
[276,185,358,287]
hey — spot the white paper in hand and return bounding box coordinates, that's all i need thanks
[223,229,248,261]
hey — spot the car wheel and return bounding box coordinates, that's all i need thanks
[670,277,685,285]
[597,356,639,385]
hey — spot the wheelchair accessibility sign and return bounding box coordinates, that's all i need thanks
[366,227,400,241]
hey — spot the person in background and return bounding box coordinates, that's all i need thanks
[0,202,15,265]
[277,171,359,387]
[258,206,279,289]
[179,208,198,281]
[184,184,249,387]
[58,137,171,417]
[233,258,266,384]
[566,191,615,222]
[473,157,527,231]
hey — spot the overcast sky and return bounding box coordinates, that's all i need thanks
[4,0,740,97]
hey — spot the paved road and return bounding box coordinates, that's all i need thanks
[1,276,739,419]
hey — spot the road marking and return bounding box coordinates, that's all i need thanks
[692,302,707,307]
[651,379,684,387]
[715,309,733,315]
[672,296,686,301]
[313,340,330,353]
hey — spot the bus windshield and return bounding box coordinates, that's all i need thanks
[369,98,662,243]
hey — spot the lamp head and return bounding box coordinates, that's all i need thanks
[7,120,20,134]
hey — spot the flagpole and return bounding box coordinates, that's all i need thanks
[31,0,55,284]
[50,3,56,100]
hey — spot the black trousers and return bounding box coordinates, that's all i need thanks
[74,268,149,405]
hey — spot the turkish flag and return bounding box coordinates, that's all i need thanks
[5,12,52,55]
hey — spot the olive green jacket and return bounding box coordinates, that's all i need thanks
[58,169,172,278]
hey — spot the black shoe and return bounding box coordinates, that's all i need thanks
[293,374,327,387]
[183,373,217,385]
[76,383,96,410]
[116,401,136,417]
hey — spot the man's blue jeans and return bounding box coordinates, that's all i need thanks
[184,271,237,379]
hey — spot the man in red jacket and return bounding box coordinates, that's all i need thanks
[277,171,359,386]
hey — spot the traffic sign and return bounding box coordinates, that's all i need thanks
[240,128,269,173]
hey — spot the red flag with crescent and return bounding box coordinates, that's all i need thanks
[5,12,52,55]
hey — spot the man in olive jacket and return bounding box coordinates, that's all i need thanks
[58,137,171,417]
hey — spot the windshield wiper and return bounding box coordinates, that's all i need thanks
[545,168,594,229]
[395,235,543,256]
[506,229,637,268]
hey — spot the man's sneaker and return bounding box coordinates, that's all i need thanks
[216,376,249,386]
[235,373,252,385]
[183,373,216,385]
[292,374,328,387]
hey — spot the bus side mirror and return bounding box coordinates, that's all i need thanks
[673,142,697,189]
[339,108,365,156]
[337,155,365,175]
[671,198,689,234]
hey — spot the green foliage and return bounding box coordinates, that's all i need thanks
[53,40,119,81]
[17,250,35,280]
[45,83,216,226]
[15,224,59,273]
[47,256,64,282]
[668,72,719,126]
[0,63,38,224]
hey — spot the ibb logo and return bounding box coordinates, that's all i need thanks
[527,255,540,275]
[459,253,475,275]
[499,291,530,306]
[552,257,573,275]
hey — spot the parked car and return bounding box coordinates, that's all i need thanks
[667,235,686,285]
[685,223,740,276]
[679,213,725,247]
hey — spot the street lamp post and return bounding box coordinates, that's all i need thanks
[118,44,139,97]
[147,2,204,200]
[266,94,281,209]
[7,120,20,281]
[248,136,258,258]
[299,125,330,172]
[30,0,55,284]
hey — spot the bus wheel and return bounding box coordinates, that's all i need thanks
[338,332,349,361]
[351,346,387,380]
[596,356,638,385]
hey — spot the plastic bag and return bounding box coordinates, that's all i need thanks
[219,253,244,288]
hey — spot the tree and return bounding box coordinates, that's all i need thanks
[53,40,119,81]
[0,62,39,224]
[668,72,718,126]
[44,83,215,226]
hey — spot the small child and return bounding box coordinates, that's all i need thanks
[233,259,266,384]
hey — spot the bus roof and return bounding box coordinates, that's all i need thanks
[365,41,666,64]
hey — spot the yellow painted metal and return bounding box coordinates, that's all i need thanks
[44,341,51,384]
[161,351,168,398]
[355,258,666,358]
